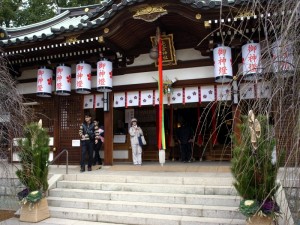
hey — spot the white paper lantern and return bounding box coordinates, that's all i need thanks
[242,42,262,80]
[76,62,92,94]
[272,40,294,76]
[97,60,113,92]
[55,64,71,96]
[213,46,233,83]
[36,67,53,97]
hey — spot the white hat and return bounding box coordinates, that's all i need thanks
[131,118,137,123]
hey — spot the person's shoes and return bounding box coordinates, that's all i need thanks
[80,167,85,172]
[188,160,192,163]
[183,161,187,163]
[88,167,92,171]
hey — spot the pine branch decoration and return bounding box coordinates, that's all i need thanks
[16,120,50,193]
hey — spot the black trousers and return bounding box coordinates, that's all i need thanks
[93,141,102,165]
[180,143,191,162]
[81,141,94,168]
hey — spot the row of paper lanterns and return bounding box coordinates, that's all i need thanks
[36,41,294,97]
[36,60,113,97]
[213,41,294,83]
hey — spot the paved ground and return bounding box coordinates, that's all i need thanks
[49,161,231,175]
[1,160,232,178]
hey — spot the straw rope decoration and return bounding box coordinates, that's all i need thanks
[248,110,261,151]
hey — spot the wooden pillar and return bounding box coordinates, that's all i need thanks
[104,92,113,165]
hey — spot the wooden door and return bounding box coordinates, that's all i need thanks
[56,95,83,164]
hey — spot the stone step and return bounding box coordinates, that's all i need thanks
[56,180,237,195]
[49,188,240,206]
[0,217,128,225]
[65,174,234,186]
[47,197,244,219]
[46,171,244,225]
[49,206,246,225]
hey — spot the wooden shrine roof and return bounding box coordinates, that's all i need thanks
[0,0,258,70]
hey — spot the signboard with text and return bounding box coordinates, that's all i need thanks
[151,34,177,66]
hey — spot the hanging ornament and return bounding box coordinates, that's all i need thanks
[242,42,262,81]
[96,59,113,92]
[213,45,233,83]
[55,64,71,96]
[272,40,294,76]
[36,66,53,97]
[76,61,92,94]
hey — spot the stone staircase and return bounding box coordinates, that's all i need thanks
[47,173,246,225]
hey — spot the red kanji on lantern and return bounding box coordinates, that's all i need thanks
[76,62,92,93]
[56,83,62,89]
[37,67,53,96]
[219,66,228,75]
[37,85,43,91]
[213,46,233,82]
[248,44,257,53]
[218,48,226,56]
[242,42,261,77]
[57,74,62,82]
[77,65,83,72]
[97,60,112,92]
[218,57,226,65]
[77,80,83,87]
[98,78,106,85]
[56,65,72,95]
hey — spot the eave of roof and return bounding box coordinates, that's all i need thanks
[0,0,239,47]
[0,12,90,47]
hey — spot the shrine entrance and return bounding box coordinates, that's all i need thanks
[165,103,233,162]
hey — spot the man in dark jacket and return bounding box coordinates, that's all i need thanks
[177,121,193,163]
[79,112,96,172]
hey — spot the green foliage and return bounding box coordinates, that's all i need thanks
[0,0,22,27]
[57,0,101,7]
[16,122,50,193]
[231,115,280,202]
[0,0,103,27]
[14,0,56,26]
